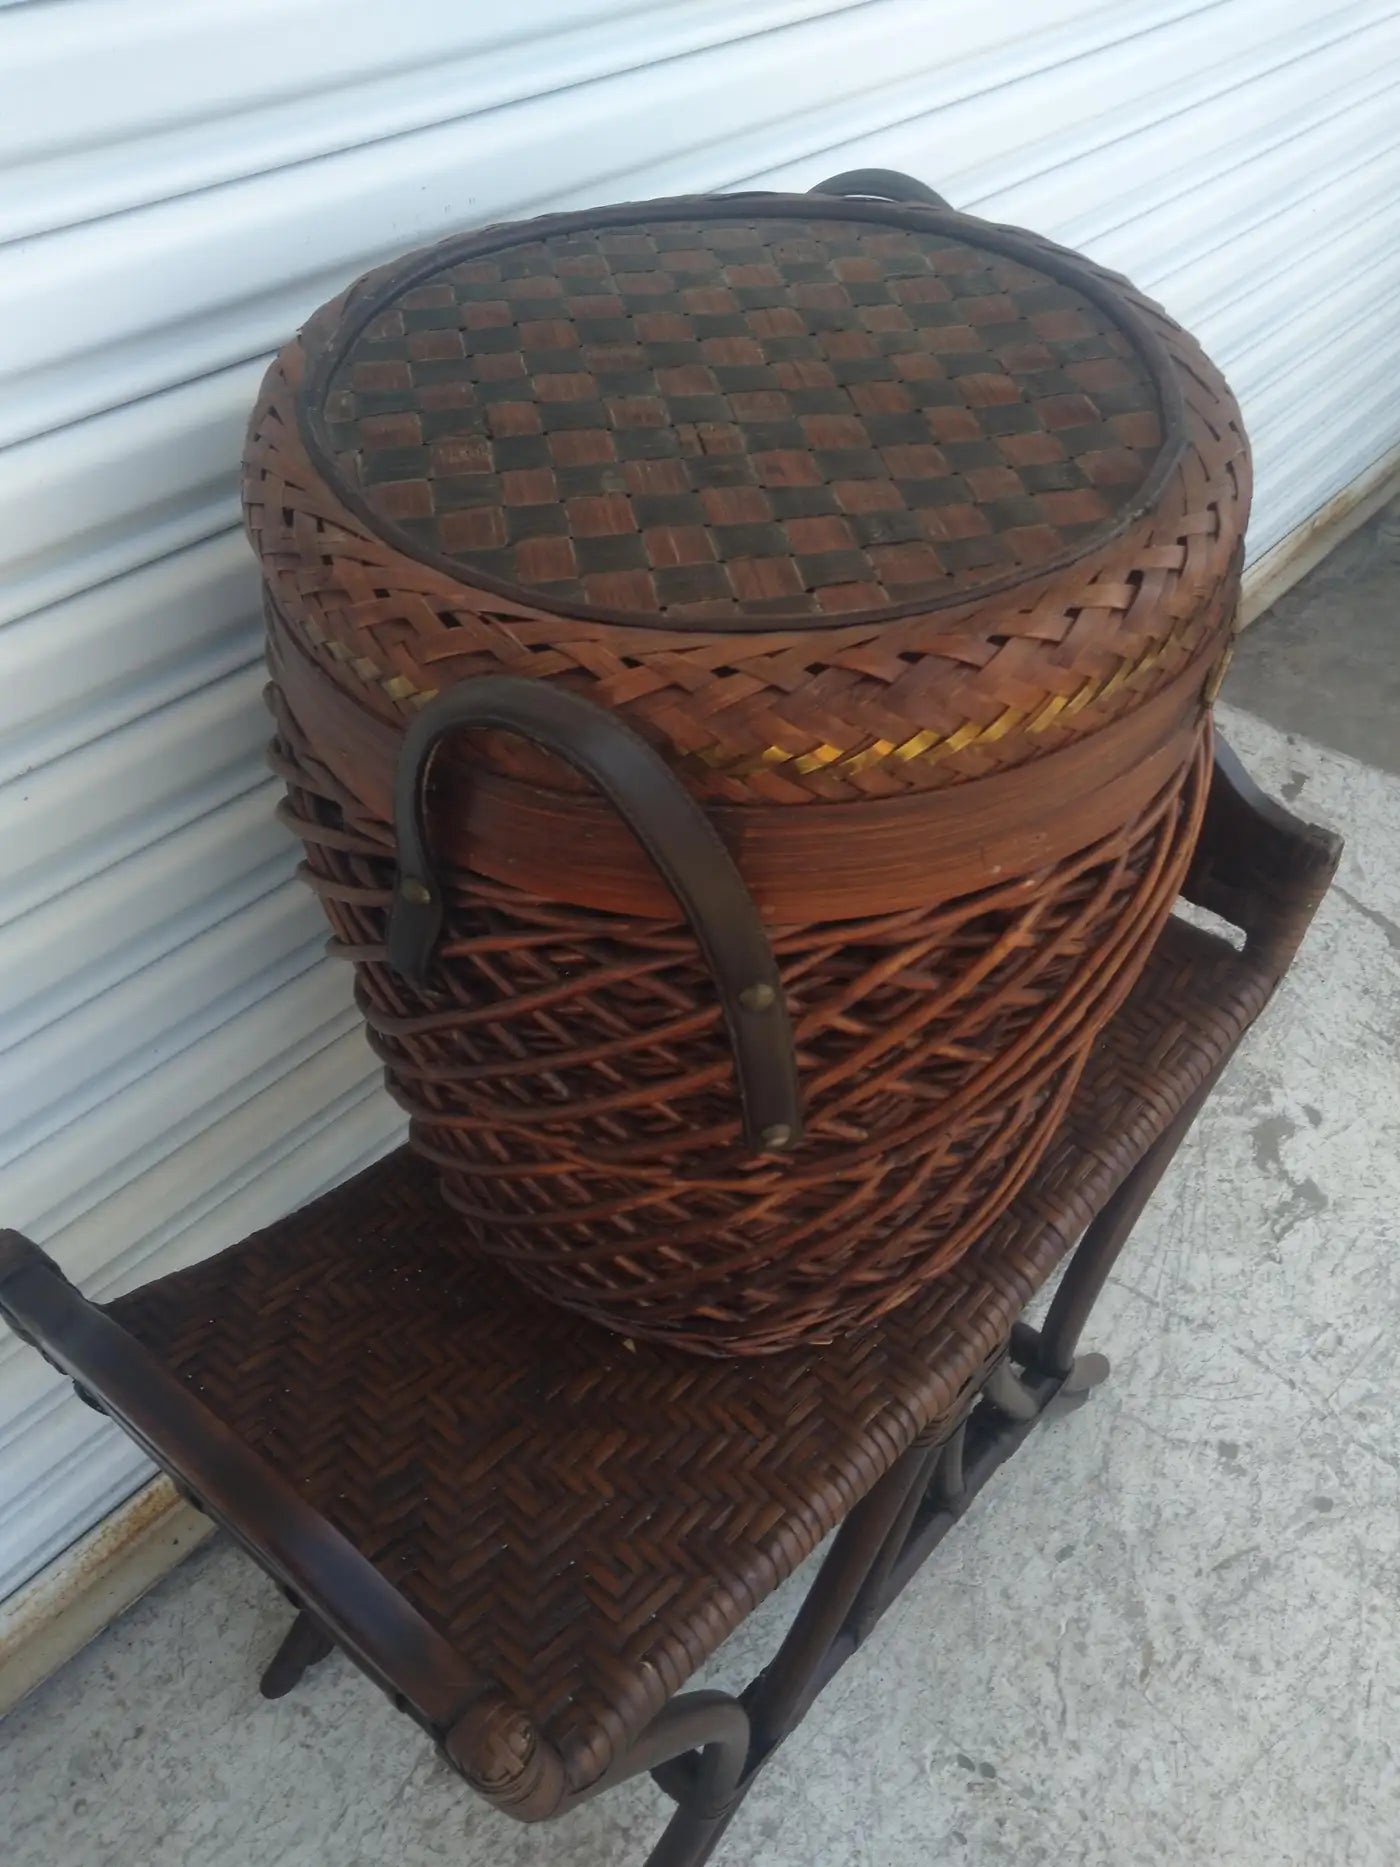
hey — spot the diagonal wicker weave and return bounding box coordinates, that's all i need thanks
[244,175,1250,1352]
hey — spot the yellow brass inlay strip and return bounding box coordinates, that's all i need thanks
[890,728,942,762]
[1025,693,1068,734]
[979,706,1024,743]
[936,721,979,757]
[841,739,897,776]
[791,742,845,774]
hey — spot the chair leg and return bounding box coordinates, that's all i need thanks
[1042,1350,1113,1419]
[639,1696,752,1867]
[260,1610,334,1699]
[1031,1077,1216,1380]
[642,1799,743,1867]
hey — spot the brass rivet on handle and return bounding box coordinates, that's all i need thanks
[400,878,433,906]
[740,982,777,1011]
[761,1124,793,1151]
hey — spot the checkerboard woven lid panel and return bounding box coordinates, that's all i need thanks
[312,213,1167,623]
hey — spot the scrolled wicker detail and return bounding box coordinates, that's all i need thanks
[443,1694,566,1820]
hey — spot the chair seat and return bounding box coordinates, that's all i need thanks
[100,912,1270,1792]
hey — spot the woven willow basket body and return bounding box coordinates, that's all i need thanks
[246,182,1247,1354]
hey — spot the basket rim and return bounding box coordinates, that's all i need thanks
[296,190,1189,637]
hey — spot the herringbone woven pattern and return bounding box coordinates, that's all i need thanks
[107,912,1276,1794]
[270,689,1208,1353]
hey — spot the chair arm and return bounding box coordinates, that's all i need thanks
[1182,735,1343,984]
[0,1231,568,1822]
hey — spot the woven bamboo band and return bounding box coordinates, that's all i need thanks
[244,194,1247,808]
[267,592,1216,920]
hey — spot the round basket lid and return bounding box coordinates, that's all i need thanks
[303,196,1180,627]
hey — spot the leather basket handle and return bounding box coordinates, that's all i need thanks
[810,168,951,209]
[387,676,802,1155]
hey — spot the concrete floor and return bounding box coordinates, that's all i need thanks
[1229,498,1400,778]
[2,503,1399,1866]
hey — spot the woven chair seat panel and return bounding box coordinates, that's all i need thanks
[243,197,1249,804]
[107,913,1270,1793]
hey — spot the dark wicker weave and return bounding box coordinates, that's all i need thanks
[102,919,1293,1780]
[243,175,1250,1352]
[314,217,1165,623]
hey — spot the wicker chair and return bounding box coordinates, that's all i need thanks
[0,738,1338,1866]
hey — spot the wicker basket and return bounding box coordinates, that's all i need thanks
[245,172,1247,1355]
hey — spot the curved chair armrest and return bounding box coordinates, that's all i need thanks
[0,1232,568,1823]
[1182,735,1343,985]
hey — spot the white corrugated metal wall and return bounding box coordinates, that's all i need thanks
[2,0,1398,1599]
